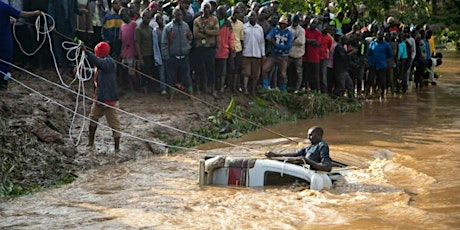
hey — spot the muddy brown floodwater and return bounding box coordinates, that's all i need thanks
[1,52,459,229]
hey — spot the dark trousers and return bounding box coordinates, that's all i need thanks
[334,71,354,97]
[227,51,243,90]
[327,67,335,94]
[166,56,192,91]
[376,68,387,95]
[140,55,157,90]
[304,62,320,91]
[194,47,216,91]
[414,62,427,89]
[288,57,303,90]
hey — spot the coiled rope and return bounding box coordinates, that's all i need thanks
[0,60,262,154]
[13,12,98,145]
[8,12,299,153]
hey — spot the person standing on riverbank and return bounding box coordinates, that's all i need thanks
[84,41,122,152]
[265,126,332,172]
[135,9,155,94]
[161,7,193,97]
[261,15,292,92]
[241,11,265,95]
[367,30,393,99]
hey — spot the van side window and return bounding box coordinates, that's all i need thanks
[264,171,308,186]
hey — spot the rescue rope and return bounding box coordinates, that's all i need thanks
[0,60,262,154]
[13,12,98,145]
[10,13,299,151]
[1,70,207,153]
[12,12,54,56]
[22,14,297,144]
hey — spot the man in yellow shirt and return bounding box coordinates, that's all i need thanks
[228,6,244,93]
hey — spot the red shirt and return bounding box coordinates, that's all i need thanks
[303,28,322,63]
[389,26,399,32]
[319,33,333,60]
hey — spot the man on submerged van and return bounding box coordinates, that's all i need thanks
[265,126,332,172]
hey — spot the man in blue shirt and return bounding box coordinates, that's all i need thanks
[367,30,393,99]
[265,126,332,172]
[261,14,293,92]
[0,2,41,90]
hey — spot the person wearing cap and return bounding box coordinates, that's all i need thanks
[265,126,332,172]
[261,14,293,92]
[0,2,41,90]
[82,41,122,152]
[241,10,265,95]
[193,1,219,97]
[287,14,305,92]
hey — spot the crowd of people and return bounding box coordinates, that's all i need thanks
[1,0,443,100]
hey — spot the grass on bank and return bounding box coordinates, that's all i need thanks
[167,91,362,152]
[0,91,361,198]
[0,128,77,199]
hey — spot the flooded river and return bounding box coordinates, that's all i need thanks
[1,52,459,229]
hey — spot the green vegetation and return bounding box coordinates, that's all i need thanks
[438,29,460,50]
[167,92,362,152]
[274,0,459,49]
[0,162,77,198]
[4,175,76,198]
[0,127,78,198]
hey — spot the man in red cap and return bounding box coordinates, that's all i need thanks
[82,41,122,152]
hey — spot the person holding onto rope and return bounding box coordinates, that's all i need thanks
[82,41,122,152]
[265,126,332,172]
[0,1,41,90]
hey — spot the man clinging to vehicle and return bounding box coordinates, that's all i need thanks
[265,126,332,172]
